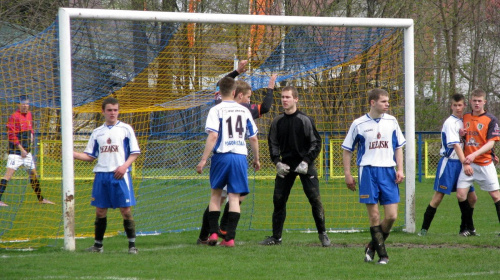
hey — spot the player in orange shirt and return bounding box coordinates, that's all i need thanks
[456,88,500,236]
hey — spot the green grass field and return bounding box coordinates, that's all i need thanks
[1,178,500,280]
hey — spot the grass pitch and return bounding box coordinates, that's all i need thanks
[1,178,500,280]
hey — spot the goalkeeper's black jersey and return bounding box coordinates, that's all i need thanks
[268,110,321,170]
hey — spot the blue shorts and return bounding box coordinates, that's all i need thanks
[209,153,249,196]
[91,172,136,209]
[433,157,475,195]
[358,166,400,205]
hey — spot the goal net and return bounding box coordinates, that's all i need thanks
[0,9,414,249]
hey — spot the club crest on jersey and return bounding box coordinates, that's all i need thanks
[465,122,470,129]
[101,138,118,153]
[466,137,479,147]
[369,133,388,149]
[477,123,483,130]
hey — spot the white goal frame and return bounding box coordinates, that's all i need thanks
[58,8,415,251]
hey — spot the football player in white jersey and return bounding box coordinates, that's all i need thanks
[342,88,406,265]
[418,94,477,237]
[196,76,260,247]
[74,97,141,254]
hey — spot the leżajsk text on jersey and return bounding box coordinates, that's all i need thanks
[341,113,405,167]
[84,121,141,172]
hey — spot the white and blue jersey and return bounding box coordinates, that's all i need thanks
[341,113,406,166]
[434,115,475,194]
[84,121,140,208]
[439,115,462,159]
[205,101,258,155]
[84,121,141,173]
[342,113,405,205]
[205,101,257,194]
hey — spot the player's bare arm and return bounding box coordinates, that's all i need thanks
[395,147,405,184]
[114,153,140,179]
[73,151,96,162]
[464,140,495,164]
[249,135,260,171]
[342,149,356,191]
[196,131,218,174]
[453,143,473,176]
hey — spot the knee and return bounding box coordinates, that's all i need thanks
[456,191,468,202]
[385,212,398,223]
[368,212,380,225]
[95,209,107,218]
[467,192,478,204]
[489,190,500,202]
[120,208,132,219]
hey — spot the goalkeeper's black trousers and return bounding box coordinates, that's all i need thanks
[271,168,326,239]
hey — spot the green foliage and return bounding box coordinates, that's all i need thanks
[2,179,499,279]
[415,97,448,131]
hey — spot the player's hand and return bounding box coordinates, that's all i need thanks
[459,128,466,137]
[493,155,499,165]
[196,159,206,174]
[20,149,28,158]
[268,74,278,89]
[237,60,248,74]
[344,174,356,191]
[113,165,127,179]
[276,162,290,178]
[395,170,405,184]
[464,152,477,165]
[463,163,473,176]
[294,161,308,174]
[253,160,260,172]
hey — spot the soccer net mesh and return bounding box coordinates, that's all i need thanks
[0,13,405,249]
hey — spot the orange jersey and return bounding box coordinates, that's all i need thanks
[463,112,500,166]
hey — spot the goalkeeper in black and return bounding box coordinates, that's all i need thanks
[259,86,330,247]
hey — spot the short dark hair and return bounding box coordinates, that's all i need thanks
[451,93,465,103]
[219,77,236,97]
[102,97,119,110]
[235,80,251,96]
[19,95,29,103]
[282,86,298,98]
[367,88,388,103]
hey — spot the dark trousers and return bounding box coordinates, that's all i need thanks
[272,168,326,239]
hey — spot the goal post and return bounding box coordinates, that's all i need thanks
[57,8,414,251]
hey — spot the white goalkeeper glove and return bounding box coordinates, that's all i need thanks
[294,161,308,174]
[276,162,290,178]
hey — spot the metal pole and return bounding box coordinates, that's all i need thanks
[404,23,416,233]
[58,8,76,251]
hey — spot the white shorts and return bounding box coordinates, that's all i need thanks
[457,162,500,191]
[221,186,228,198]
[6,153,35,171]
